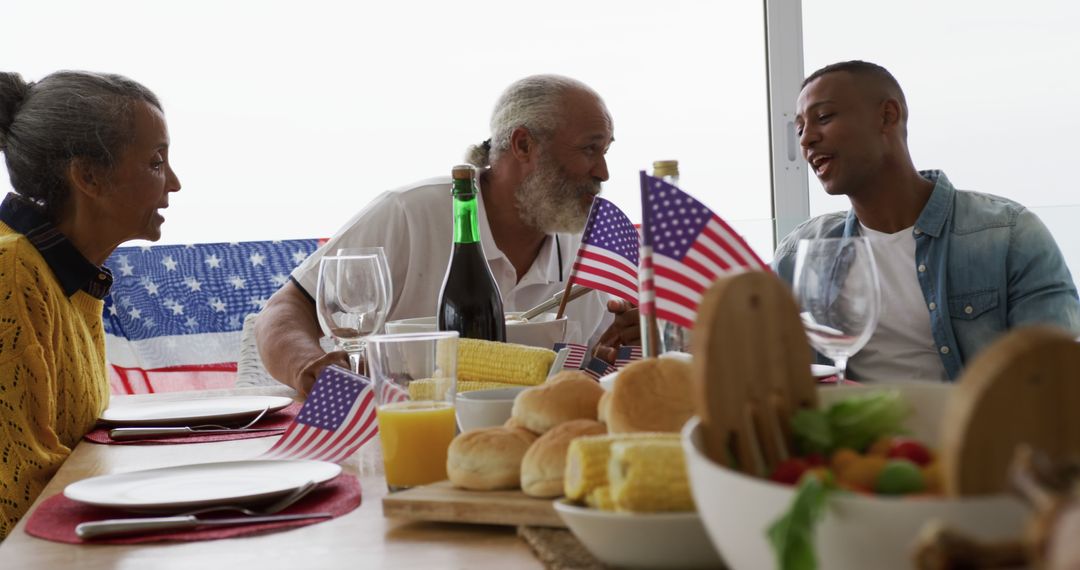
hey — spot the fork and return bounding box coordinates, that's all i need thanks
[75,480,324,539]
[108,406,282,440]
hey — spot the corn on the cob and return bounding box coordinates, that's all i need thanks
[585,485,615,510]
[608,439,694,513]
[406,379,521,401]
[455,338,555,386]
[563,433,679,501]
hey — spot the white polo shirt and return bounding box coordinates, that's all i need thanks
[291,177,612,346]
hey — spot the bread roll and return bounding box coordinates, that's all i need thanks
[606,358,694,433]
[447,426,537,490]
[597,389,612,424]
[511,376,604,434]
[521,419,606,498]
[547,370,592,383]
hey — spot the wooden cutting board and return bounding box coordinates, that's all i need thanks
[382,480,565,528]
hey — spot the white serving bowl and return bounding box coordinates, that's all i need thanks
[455,387,526,432]
[385,312,568,349]
[554,501,724,569]
[682,382,1027,570]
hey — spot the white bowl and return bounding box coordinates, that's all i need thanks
[455,387,526,432]
[385,312,568,349]
[682,382,1027,570]
[554,501,724,569]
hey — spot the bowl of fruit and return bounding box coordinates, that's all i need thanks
[682,382,1027,570]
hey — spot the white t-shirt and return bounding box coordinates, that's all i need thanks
[848,223,949,382]
[291,177,612,346]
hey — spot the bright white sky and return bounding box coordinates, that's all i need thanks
[5,0,1079,271]
[3,0,772,254]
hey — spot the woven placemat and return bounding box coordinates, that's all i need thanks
[518,526,608,570]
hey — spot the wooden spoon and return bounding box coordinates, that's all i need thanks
[942,325,1080,496]
[691,270,818,477]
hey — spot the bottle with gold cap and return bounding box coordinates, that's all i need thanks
[651,160,691,354]
[437,164,507,341]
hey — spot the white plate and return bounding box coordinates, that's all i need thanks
[554,501,724,569]
[99,395,294,427]
[64,460,341,512]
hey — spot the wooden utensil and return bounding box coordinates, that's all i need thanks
[941,325,1080,496]
[691,271,818,477]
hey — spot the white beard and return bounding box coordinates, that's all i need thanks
[515,154,599,234]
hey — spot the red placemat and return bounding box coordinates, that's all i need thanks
[817,376,861,386]
[84,402,301,445]
[25,474,360,544]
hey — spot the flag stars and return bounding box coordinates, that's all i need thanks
[270,273,289,286]
[119,261,135,276]
[128,307,142,319]
[229,275,247,290]
[185,317,199,329]
[205,254,222,269]
[249,252,266,266]
[141,279,160,296]
[184,277,203,292]
[108,305,118,316]
[170,302,184,315]
[210,298,227,312]
[249,296,269,310]
[162,255,179,271]
[292,250,308,264]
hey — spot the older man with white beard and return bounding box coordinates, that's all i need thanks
[256,74,637,395]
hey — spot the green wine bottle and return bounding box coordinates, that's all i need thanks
[437,164,507,341]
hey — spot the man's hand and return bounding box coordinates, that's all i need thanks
[295,350,350,397]
[594,299,640,364]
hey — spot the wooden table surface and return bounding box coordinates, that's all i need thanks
[0,387,542,570]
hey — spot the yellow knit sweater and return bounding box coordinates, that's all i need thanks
[0,223,110,539]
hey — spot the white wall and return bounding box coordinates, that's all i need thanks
[4,0,775,260]
[802,0,1080,273]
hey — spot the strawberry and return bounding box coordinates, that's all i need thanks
[887,438,933,467]
[769,458,810,485]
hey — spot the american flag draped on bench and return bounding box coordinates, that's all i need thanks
[102,239,320,394]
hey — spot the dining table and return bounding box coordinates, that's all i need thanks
[0,385,543,570]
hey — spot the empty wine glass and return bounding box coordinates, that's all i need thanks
[315,253,391,374]
[792,237,881,384]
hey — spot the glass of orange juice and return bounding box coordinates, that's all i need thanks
[365,331,458,491]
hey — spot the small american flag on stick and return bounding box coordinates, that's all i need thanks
[639,173,768,329]
[261,365,378,463]
[566,197,640,305]
[554,342,589,370]
[582,357,617,380]
[614,345,643,369]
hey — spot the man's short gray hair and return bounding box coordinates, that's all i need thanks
[464,74,597,168]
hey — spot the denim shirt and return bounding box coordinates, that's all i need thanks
[773,170,1080,381]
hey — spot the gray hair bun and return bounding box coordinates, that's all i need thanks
[0,72,31,149]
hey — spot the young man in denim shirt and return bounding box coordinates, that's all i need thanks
[773,60,1080,382]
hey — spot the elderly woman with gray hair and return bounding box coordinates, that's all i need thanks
[256,74,638,396]
[0,70,181,537]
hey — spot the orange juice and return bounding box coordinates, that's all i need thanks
[376,401,456,488]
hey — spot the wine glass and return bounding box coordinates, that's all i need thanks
[315,253,391,374]
[792,237,881,384]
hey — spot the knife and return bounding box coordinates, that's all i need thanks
[76,512,333,539]
[108,427,286,440]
